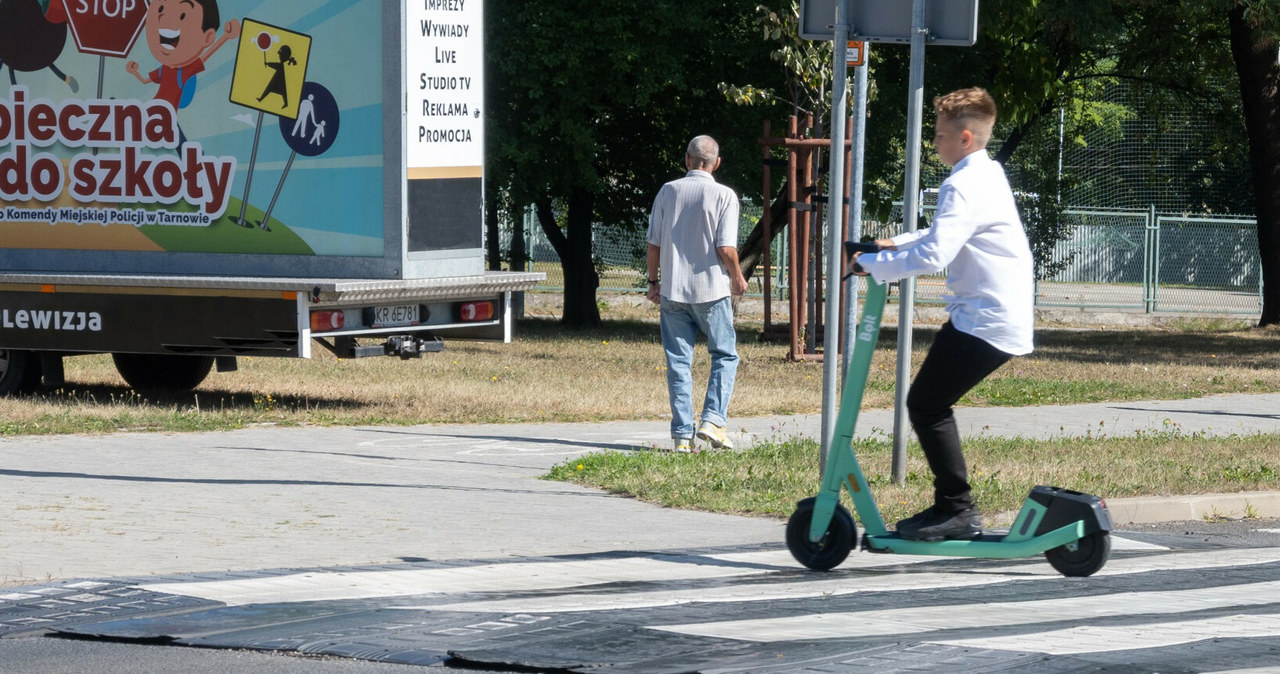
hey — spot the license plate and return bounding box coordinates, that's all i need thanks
[372,304,419,327]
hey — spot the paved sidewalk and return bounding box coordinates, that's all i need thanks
[2,392,1279,586]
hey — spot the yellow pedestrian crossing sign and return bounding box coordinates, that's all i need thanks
[230,19,312,119]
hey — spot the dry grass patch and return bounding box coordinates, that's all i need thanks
[2,306,1279,435]
[0,317,829,434]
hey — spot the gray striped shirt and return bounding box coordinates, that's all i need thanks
[646,170,740,303]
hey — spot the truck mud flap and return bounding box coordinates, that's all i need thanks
[0,289,302,358]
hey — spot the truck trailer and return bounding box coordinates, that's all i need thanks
[0,0,541,395]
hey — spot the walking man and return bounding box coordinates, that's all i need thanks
[646,135,748,452]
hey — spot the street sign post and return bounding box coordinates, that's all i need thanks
[818,0,852,467]
[846,41,865,67]
[64,0,148,57]
[229,19,314,228]
[800,0,977,45]
[803,0,979,482]
[64,0,150,112]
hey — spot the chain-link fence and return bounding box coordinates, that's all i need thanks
[507,79,1260,317]
[513,206,1260,316]
[520,202,779,296]
[1037,211,1259,314]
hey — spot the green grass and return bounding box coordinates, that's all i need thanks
[138,197,315,254]
[964,376,1163,406]
[548,431,1280,524]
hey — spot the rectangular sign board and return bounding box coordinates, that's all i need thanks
[0,0,482,280]
[799,0,979,46]
[404,0,486,256]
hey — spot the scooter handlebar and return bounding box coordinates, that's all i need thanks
[844,241,881,256]
[844,241,881,275]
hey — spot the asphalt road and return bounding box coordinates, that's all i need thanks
[6,519,1280,673]
[0,639,431,674]
[5,397,1280,672]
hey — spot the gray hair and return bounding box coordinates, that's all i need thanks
[686,135,720,169]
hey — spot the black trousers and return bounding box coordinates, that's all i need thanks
[906,322,1012,514]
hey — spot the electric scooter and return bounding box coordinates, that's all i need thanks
[785,254,1113,577]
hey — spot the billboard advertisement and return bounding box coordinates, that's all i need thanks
[0,0,483,278]
[404,0,484,255]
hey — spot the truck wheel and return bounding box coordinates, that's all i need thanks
[0,349,42,396]
[112,354,214,393]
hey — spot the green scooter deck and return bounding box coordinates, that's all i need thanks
[864,521,1086,558]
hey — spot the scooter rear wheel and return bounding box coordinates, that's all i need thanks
[1045,531,1110,577]
[786,497,856,571]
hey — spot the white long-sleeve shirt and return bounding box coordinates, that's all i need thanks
[859,151,1034,355]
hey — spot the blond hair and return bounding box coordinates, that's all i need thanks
[933,87,996,148]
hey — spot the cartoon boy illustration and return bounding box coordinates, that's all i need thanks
[126,0,240,111]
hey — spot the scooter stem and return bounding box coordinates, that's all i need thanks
[810,279,890,541]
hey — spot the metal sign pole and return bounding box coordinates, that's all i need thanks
[799,0,976,476]
[820,0,850,468]
[841,50,870,386]
[891,0,928,484]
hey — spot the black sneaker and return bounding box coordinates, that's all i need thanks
[902,507,982,541]
[894,506,938,539]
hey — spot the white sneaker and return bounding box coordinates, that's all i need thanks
[673,437,695,453]
[696,421,733,450]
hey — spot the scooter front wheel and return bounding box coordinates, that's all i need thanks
[786,497,857,571]
[1045,531,1111,577]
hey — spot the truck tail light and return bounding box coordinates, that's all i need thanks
[458,301,494,322]
[310,310,345,331]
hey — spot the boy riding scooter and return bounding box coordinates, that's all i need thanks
[850,87,1034,541]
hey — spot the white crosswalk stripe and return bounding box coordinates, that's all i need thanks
[139,539,1280,619]
[136,535,1178,610]
[650,580,1280,642]
[405,546,1280,615]
[120,533,1280,671]
[138,556,772,606]
[933,613,1280,655]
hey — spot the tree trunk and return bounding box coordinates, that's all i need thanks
[485,193,501,271]
[535,192,601,327]
[510,202,527,273]
[1229,6,1280,326]
[509,201,527,317]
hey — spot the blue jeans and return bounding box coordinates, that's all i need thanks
[660,297,739,439]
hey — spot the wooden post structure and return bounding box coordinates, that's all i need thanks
[757,117,854,362]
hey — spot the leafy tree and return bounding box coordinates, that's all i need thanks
[487,0,772,327]
[737,1,1254,295]
[1226,1,1280,324]
[719,3,843,285]
[719,2,834,123]
[1068,1,1269,322]
[720,1,1127,278]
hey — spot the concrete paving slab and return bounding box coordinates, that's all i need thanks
[2,392,1279,585]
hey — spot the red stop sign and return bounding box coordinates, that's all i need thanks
[65,0,149,58]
